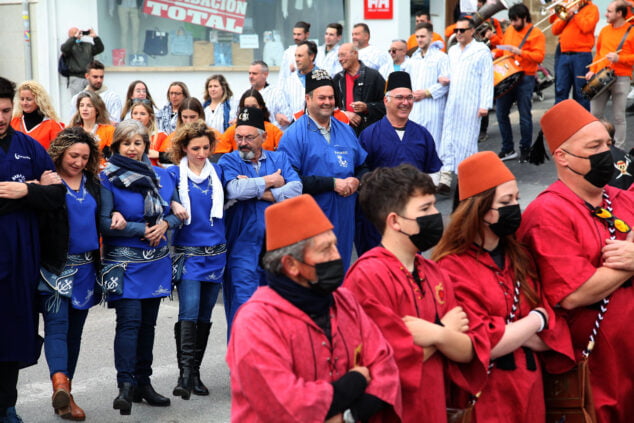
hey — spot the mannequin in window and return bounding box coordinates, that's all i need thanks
[109,0,142,56]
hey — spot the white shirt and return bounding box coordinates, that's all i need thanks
[316,43,343,77]
[358,44,391,70]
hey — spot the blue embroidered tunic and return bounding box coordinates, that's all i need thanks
[167,164,227,283]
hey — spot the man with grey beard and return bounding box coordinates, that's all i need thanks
[217,107,302,336]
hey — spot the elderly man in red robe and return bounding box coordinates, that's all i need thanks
[344,164,488,423]
[518,99,634,421]
[226,194,401,423]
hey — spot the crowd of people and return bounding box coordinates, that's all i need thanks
[2,1,634,422]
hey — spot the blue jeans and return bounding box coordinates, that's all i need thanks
[177,280,221,323]
[40,296,89,379]
[496,75,536,153]
[112,298,161,386]
[555,51,592,110]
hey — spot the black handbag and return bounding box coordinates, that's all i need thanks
[143,29,168,56]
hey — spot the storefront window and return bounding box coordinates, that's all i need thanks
[97,0,345,68]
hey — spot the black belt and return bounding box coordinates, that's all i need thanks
[561,51,587,55]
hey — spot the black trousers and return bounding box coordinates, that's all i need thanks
[0,362,19,412]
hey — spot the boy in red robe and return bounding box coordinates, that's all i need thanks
[344,164,488,423]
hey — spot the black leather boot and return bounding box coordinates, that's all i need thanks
[132,383,170,406]
[113,382,133,415]
[172,320,196,400]
[192,322,212,396]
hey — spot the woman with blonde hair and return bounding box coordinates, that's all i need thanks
[167,121,226,399]
[203,74,237,132]
[69,91,115,159]
[11,80,64,149]
[433,151,574,422]
[129,101,168,167]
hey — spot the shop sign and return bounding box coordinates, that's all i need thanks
[364,0,393,19]
[143,0,247,33]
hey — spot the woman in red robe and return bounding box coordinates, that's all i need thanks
[433,151,575,422]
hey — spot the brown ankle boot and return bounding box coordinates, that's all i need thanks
[62,381,86,421]
[51,372,71,417]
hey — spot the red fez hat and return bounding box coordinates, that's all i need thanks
[540,99,598,153]
[265,194,334,251]
[458,151,515,200]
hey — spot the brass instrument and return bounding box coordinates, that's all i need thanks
[447,0,510,48]
[536,0,588,30]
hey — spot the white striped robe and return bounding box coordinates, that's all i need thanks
[439,40,493,173]
[277,45,297,84]
[316,43,343,77]
[379,56,412,81]
[260,84,293,129]
[282,70,308,118]
[358,45,391,71]
[409,45,449,152]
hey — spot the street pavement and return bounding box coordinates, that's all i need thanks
[15,82,634,422]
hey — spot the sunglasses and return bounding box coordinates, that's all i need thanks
[453,28,470,34]
[388,48,403,53]
[132,99,152,105]
[591,207,631,233]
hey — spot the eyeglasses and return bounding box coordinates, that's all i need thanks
[591,207,631,233]
[388,48,404,53]
[453,28,470,34]
[169,91,184,96]
[134,88,147,93]
[387,94,414,102]
[235,134,259,142]
[132,99,151,105]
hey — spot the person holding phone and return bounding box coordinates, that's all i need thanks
[60,27,104,96]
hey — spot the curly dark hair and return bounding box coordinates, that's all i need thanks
[48,127,101,178]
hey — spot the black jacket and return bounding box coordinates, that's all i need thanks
[333,62,386,135]
[39,173,101,275]
[60,37,105,77]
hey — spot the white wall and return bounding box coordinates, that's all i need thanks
[346,1,411,49]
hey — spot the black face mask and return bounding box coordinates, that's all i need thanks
[305,258,345,295]
[564,149,614,188]
[399,212,444,252]
[487,204,522,237]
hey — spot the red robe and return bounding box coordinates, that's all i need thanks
[226,286,402,423]
[518,180,634,422]
[344,247,488,423]
[438,245,575,422]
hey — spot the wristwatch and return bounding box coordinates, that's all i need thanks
[343,409,355,423]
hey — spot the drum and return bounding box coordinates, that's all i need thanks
[493,56,525,99]
[582,67,616,100]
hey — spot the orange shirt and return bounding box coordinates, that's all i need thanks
[552,2,599,52]
[93,124,115,152]
[407,32,445,51]
[292,109,350,125]
[11,117,64,150]
[487,18,504,49]
[590,23,634,77]
[215,121,283,153]
[494,24,545,76]
[149,131,169,166]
